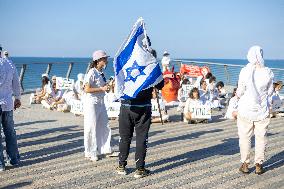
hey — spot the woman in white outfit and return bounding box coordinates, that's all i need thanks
[161,51,171,72]
[224,88,238,119]
[83,50,118,161]
[236,46,274,175]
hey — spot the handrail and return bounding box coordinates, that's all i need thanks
[170,59,284,95]
[173,59,284,71]
[173,59,245,67]
[15,59,284,94]
[66,62,74,79]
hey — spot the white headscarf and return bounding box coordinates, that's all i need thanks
[77,73,85,82]
[247,45,264,67]
[246,45,264,107]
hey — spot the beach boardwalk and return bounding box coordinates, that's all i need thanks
[0,94,283,189]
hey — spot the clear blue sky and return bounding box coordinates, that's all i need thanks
[1,0,283,59]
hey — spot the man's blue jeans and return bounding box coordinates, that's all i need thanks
[0,106,20,168]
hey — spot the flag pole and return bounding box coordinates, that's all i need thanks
[154,88,164,125]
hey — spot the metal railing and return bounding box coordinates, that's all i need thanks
[16,61,93,92]
[16,59,284,94]
[173,59,284,83]
[172,59,284,94]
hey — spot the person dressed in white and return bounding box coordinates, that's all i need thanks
[237,46,274,175]
[83,50,118,161]
[41,81,63,110]
[199,79,210,104]
[74,73,85,100]
[224,88,238,119]
[151,88,169,123]
[161,51,171,72]
[30,75,50,104]
[51,89,75,112]
[184,87,204,123]
[271,81,284,117]
[177,78,191,121]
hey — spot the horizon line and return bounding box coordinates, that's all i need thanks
[9,56,284,60]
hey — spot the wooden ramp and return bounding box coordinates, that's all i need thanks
[0,95,283,189]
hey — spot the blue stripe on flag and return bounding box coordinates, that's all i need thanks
[115,25,144,75]
[133,63,162,97]
[121,63,162,100]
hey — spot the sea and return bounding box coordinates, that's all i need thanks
[10,57,284,91]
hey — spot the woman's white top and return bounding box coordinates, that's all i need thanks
[161,55,171,72]
[74,80,84,95]
[44,82,52,94]
[184,98,203,114]
[49,88,63,100]
[62,90,76,105]
[84,67,106,104]
[224,96,238,119]
[236,64,274,121]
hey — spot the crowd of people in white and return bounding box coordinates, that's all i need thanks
[29,52,284,124]
[2,44,284,176]
[30,73,85,113]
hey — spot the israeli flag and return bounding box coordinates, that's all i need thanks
[114,17,163,100]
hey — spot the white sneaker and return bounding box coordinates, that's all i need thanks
[106,151,119,158]
[90,156,99,161]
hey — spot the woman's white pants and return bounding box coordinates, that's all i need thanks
[84,100,112,157]
[237,116,270,164]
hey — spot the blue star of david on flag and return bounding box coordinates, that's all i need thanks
[124,61,146,82]
[113,17,163,100]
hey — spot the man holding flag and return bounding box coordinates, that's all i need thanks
[114,18,164,178]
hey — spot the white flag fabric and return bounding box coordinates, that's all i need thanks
[113,17,163,100]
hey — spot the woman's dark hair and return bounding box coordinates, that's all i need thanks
[200,79,206,86]
[147,36,151,46]
[181,78,190,85]
[205,72,213,79]
[41,76,49,89]
[209,76,216,83]
[179,78,190,88]
[52,82,56,89]
[151,49,157,58]
[216,81,224,88]
[231,88,237,99]
[273,83,278,89]
[189,87,200,99]
[90,60,98,69]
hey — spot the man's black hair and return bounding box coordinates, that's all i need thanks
[147,36,151,46]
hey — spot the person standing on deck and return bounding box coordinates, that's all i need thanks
[0,48,21,171]
[83,50,118,161]
[113,17,164,178]
[236,45,274,175]
[116,47,164,178]
[161,51,171,72]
